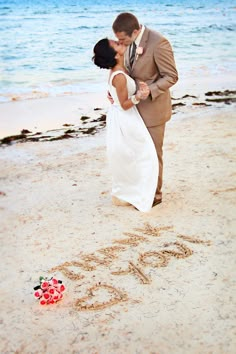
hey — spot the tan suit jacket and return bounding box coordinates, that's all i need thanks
[125,27,178,127]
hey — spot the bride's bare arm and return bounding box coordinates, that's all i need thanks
[112,74,133,110]
[112,74,145,110]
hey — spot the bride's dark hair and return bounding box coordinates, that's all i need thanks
[92,38,117,69]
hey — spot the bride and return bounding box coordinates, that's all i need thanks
[93,38,158,212]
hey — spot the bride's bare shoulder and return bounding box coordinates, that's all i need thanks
[110,71,127,87]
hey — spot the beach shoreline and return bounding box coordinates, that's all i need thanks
[0,81,235,143]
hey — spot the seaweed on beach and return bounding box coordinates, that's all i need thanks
[205,90,236,96]
[48,133,74,141]
[0,112,107,145]
[205,90,236,104]
[21,129,32,134]
[80,116,90,121]
[172,102,186,109]
[1,134,27,145]
[192,102,211,106]
[205,97,236,104]
[170,89,236,112]
[1,91,235,146]
[171,94,197,100]
[91,114,106,122]
[80,127,97,135]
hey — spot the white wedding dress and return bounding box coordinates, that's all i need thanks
[106,70,158,212]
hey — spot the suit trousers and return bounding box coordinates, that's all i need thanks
[147,123,166,200]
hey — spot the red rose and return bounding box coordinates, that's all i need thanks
[43,292,50,300]
[48,287,55,295]
[34,290,43,298]
[51,278,58,285]
[41,281,49,290]
[59,284,65,292]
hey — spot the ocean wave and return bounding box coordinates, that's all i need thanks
[190,24,236,33]
[0,0,235,101]
[56,67,76,71]
[209,24,235,31]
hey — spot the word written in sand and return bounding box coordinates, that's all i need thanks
[50,223,211,312]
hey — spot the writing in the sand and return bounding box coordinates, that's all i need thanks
[50,224,211,311]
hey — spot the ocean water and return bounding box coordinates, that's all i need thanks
[0,0,235,102]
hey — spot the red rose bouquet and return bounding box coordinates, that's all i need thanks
[34,276,65,305]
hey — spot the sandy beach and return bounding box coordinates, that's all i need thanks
[0,90,236,353]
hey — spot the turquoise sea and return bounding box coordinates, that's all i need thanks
[0,0,235,102]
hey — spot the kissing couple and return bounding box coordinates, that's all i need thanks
[93,12,178,212]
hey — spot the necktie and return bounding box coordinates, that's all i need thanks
[129,42,136,67]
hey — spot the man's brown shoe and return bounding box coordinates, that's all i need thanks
[152,198,162,207]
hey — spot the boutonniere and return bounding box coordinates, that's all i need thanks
[136,46,144,55]
[135,46,144,61]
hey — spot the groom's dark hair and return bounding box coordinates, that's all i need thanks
[112,13,140,36]
[92,38,117,69]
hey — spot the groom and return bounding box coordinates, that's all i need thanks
[112,12,178,206]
